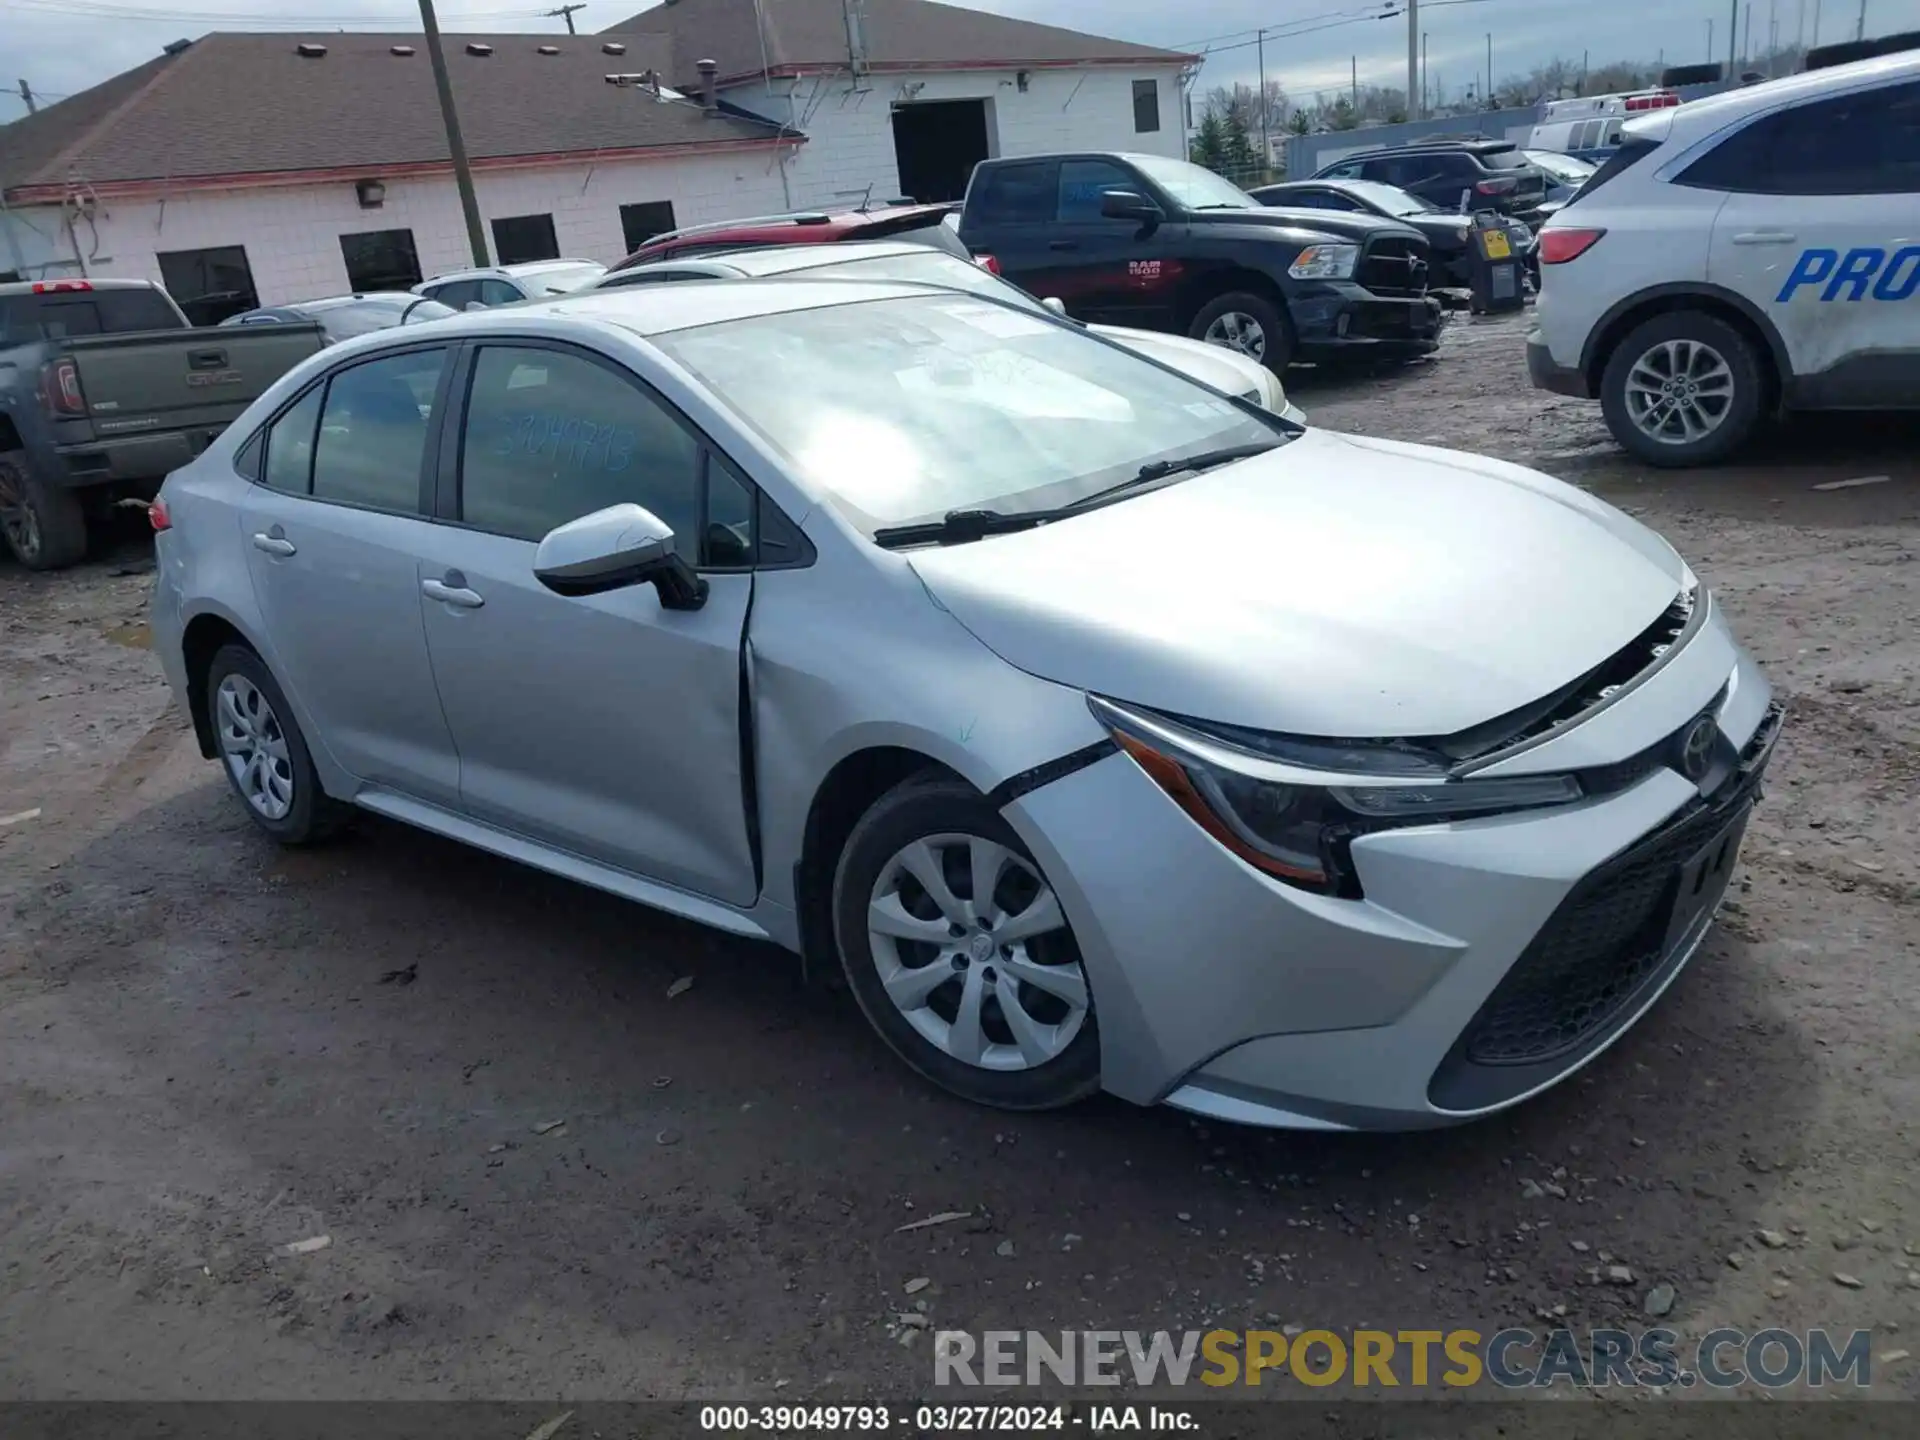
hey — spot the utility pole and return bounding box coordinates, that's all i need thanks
[1486,34,1493,108]
[1351,54,1359,112]
[1407,0,1420,120]
[1707,17,1715,63]
[1743,3,1753,63]
[16,78,35,113]
[1856,0,1868,40]
[1257,28,1270,174]
[419,0,490,268]
[544,3,586,32]
[1421,31,1429,115]
[1813,0,1823,45]
[1728,0,1738,73]
[1768,0,1778,55]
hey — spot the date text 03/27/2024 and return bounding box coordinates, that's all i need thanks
[698,1405,1194,1432]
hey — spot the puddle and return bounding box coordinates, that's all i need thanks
[103,622,151,649]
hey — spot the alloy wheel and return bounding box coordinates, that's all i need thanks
[215,673,295,821]
[866,833,1089,1072]
[0,466,40,563]
[1203,311,1267,362]
[1623,338,1735,445]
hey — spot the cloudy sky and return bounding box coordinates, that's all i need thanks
[5,0,1917,121]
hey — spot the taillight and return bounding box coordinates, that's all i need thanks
[976,253,1002,275]
[1539,227,1607,264]
[148,497,172,533]
[31,279,93,294]
[40,357,85,416]
[1475,176,1518,195]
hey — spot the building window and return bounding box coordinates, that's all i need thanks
[619,200,678,255]
[340,229,422,292]
[490,213,560,265]
[1133,79,1160,134]
[156,245,259,326]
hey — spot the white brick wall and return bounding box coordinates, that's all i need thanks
[44,148,793,305]
[725,64,1189,209]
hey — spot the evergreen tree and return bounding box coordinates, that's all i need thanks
[1191,112,1228,172]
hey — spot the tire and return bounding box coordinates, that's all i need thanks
[1189,291,1295,375]
[831,776,1100,1110]
[203,643,349,845]
[1600,311,1765,468]
[0,451,88,571]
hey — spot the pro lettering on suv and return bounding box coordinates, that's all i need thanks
[956,152,1444,374]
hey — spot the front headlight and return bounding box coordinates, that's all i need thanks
[1091,697,1582,897]
[1287,243,1359,280]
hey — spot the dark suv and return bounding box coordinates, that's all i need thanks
[957,151,1442,374]
[1312,140,1550,223]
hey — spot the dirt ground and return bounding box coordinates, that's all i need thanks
[2,310,1916,1404]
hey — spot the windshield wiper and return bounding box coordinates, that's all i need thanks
[1127,441,1284,487]
[872,507,1072,549]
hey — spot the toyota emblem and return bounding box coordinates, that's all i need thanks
[1677,715,1718,783]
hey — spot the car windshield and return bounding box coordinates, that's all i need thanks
[522,264,607,295]
[1525,150,1599,183]
[1127,155,1259,211]
[656,294,1281,535]
[1335,180,1441,216]
[776,251,1046,312]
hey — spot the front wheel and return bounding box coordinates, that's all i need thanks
[1600,311,1765,468]
[1190,291,1295,375]
[0,452,88,571]
[832,776,1100,1110]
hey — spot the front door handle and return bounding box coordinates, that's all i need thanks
[251,532,296,558]
[1048,240,1080,252]
[1731,230,1796,245]
[422,575,485,609]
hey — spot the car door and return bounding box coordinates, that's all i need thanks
[409,340,759,905]
[1034,157,1181,327]
[238,345,462,807]
[1690,78,1920,402]
[960,159,1059,294]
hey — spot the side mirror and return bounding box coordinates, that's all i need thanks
[1040,296,1067,315]
[1100,189,1162,223]
[533,503,708,609]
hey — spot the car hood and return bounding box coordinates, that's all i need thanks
[908,430,1688,738]
[1249,207,1428,245]
[1091,324,1274,402]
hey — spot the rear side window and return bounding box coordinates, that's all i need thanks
[262,386,323,493]
[1677,81,1920,195]
[311,349,445,513]
[457,345,703,556]
[1562,137,1661,206]
[969,162,1055,224]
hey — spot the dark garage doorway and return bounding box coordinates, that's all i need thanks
[890,99,990,203]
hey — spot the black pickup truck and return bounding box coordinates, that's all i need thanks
[0,279,323,569]
[956,151,1443,375]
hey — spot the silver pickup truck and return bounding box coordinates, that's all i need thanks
[0,278,324,570]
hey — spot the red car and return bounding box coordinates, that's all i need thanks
[609,202,965,271]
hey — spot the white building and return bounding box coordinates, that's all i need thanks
[0,1,1195,318]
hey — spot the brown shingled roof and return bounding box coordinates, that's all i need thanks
[604,0,1194,86]
[2,31,791,199]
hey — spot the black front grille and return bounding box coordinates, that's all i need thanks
[1450,723,1776,1072]
[1360,235,1430,297]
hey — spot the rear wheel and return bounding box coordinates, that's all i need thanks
[0,451,88,571]
[832,776,1100,1110]
[1600,311,1764,468]
[203,644,349,845]
[1190,291,1295,375]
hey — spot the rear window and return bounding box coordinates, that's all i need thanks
[0,286,183,343]
[1562,137,1661,206]
[1477,147,1531,169]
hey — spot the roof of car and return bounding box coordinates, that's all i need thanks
[424,259,604,283]
[480,276,987,338]
[615,202,954,267]
[682,239,949,276]
[1335,138,1520,160]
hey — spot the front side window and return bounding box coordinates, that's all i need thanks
[457,345,703,555]
[262,385,323,493]
[1132,79,1161,134]
[1059,159,1140,222]
[656,295,1281,535]
[428,280,480,310]
[1678,81,1920,196]
[310,348,445,513]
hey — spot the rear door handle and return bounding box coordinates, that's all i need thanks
[251,533,296,557]
[1731,231,1796,245]
[1048,240,1080,252]
[422,576,485,609]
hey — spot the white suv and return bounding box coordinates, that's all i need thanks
[413,259,607,311]
[1528,48,1919,466]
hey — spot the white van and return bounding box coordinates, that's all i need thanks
[1528,90,1681,162]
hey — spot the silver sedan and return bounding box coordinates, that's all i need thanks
[150,280,1777,1129]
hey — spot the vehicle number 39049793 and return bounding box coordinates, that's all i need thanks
[698,1404,1071,1431]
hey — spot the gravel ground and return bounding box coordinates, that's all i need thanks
[2,311,1916,1403]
